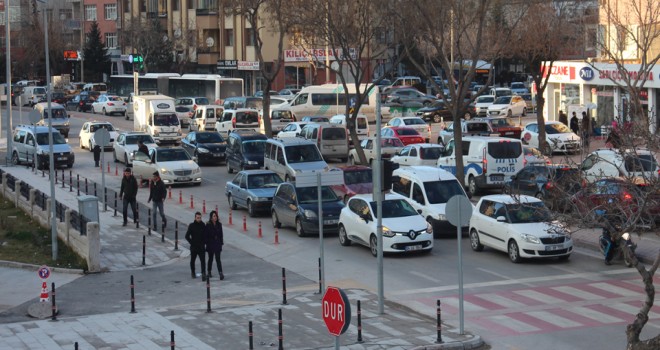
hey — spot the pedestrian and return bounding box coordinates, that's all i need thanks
[119,168,139,226]
[569,112,579,134]
[185,212,207,280]
[205,210,224,280]
[558,110,568,126]
[137,140,149,156]
[93,144,102,167]
[581,111,591,148]
[147,171,167,230]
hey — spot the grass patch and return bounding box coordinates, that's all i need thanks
[0,196,87,271]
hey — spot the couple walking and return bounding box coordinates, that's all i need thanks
[185,211,224,281]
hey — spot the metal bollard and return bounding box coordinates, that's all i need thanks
[130,275,136,313]
[77,174,80,196]
[203,200,206,214]
[170,330,175,350]
[278,308,283,350]
[54,170,57,184]
[357,300,363,343]
[51,282,57,321]
[142,235,146,266]
[258,221,262,238]
[61,170,65,188]
[148,209,152,236]
[69,171,73,192]
[75,342,78,350]
[248,321,254,350]
[94,182,97,196]
[243,215,247,232]
[85,178,88,194]
[282,268,287,305]
[114,193,118,217]
[318,258,322,294]
[174,221,179,251]
[179,190,182,204]
[104,188,107,211]
[436,299,443,343]
[190,195,194,209]
[206,278,212,313]
[161,222,165,243]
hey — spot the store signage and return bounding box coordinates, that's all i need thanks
[217,60,238,70]
[598,69,654,82]
[238,61,260,71]
[545,65,576,79]
[284,48,357,62]
[579,67,595,81]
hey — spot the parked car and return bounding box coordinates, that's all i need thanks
[437,119,494,146]
[299,123,349,162]
[487,95,527,117]
[348,137,405,165]
[260,109,296,134]
[380,126,425,146]
[51,91,68,105]
[225,170,284,216]
[331,165,373,202]
[277,122,308,139]
[385,88,436,106]
[254,90,279,98]
[34,103,70,138]
[226,130,268,173]
[181,131,227,165]
[175,97,209,126]
[277,88,301,101]
[301,116,330,123]
[581,148,658,183]
[10,125,74,170]
[271,183,344,237]
[521,121,581,155]
[338,193,433,256]
[520,93,536,112]
[503,164,582,210]
[523,145,551,166]
[415,100,452,123]
[387,117,431,143]
[131,147,202,186]
[469,195,573,263]
[474,95,496,116]
[510,82,529,95]
[175,105,194,127]
[91,95,127,116]
[78,121,119,151]
[215,108,260,138]
[391,143,444,167]
[477,116,522,139]
[112,132,157,165]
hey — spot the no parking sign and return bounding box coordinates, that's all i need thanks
[37,266,51,302]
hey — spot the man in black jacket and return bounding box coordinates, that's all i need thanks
[148,171,167,231]
[119,168,139,226]
[185,212,207,280]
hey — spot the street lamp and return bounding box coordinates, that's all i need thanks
[4,0,13,158]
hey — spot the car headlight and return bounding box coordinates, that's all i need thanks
[519,233,541,244]
[303,209,317,219]
[160,168,172,175]
[382,226,396,237]
[197,147,210,153]
[193,167,201,174]
[426,221,433,234]
[247,160,258,165]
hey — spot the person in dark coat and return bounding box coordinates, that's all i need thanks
[185,212,207,280]
[205,210,224,280]
[119,168,139,226]
[558,110,568,126]
[148,171,167,230]
[93,144,102,167]
[137,140,149,156]
[581,111,591,148]
[569,112,579,134]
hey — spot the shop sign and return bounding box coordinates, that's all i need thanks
[579,67,595,81]
[217,60,238,70]
[238,61,260,71]
[599,69,654,82]
[284,48,357,62]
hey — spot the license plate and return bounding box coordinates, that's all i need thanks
[177,177,191,182]
[545,244,563,251]
[324,219,338,225]
[505,132,514,135]
[405,245,422,251]
[213,153,223,157]
[58,157,66,161]
[490,175,504,182]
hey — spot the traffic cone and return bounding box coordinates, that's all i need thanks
[243,215,247,232]
[40,281,49,302]
[274,228,280,245]
[229,209,233,225]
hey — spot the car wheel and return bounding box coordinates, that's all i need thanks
[79,138,84,149]
[11,151,20,165]
[369,234,378,257]
[272,211,281,228]
[507,110,512,118]
[295,218,306,237]
[124,153,129,165]
[338,225,352,246]
[103,107,108,116]
[228,195,237,210]
[433,114,442,123]
[247,200,256,217]
[470,229,484,251]
[522,107,527,117]
[113,150,118,162]
[468,176,479,197]
[535,192,544,200]
[508,240,522,263]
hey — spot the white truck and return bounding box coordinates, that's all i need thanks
[133,94,182,145]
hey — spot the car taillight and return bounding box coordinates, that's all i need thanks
[108,102,114,106]
[482,147,487,174]
[545,182,554,190]
[232,117,236,128]
[623,192,633,201]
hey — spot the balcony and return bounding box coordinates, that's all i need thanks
[197,52,220,65]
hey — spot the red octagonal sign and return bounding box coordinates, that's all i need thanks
[322,286,351,336]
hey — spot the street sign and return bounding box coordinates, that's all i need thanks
[94,128,111,147]
[445,195,473,228]
[295,169,343,188]
[322,286,351,336]
[37,265,51,280]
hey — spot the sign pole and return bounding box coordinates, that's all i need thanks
[374,92,384,315]
[457,201,464,334]
[446,195,472,336]
[318,172,324,293]
[335,336,339,350]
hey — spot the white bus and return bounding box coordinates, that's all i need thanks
[287,84,385,122]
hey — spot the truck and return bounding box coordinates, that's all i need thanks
[132,94,182,144]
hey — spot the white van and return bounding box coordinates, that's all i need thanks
[19,86,47,107]
[287,84,381,122]
[34,102,70,138]
[215,108,260,138]
[392,166,471,236]
[329,114,370,142]
[437,136,524,197]
[264,138,329,182]
[260,108,296,134]
[190,105,223,131]
[299,123,349,162]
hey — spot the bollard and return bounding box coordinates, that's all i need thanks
[69,171,73,192]
[54,170,58,184]
[174,221,179,251]
[104,188,107,211]
[85,178,88,194]
[75,342,78,350]
[202,200,206,214]
[61,170,65,188]
[77,174,80,196]
[258,221,262,238]
[142,235,146,265]
[51,282,57,321]
[278,308,283,350]
[148,209,152,236]
[136,202,140,229]
[243,215,247,232]
[281,268,287,305]
[229,209,233,225]
[274,228,279,245]
[42,169,45,177]
[94,182,97,196]
[190,195,194,209]
[107,161,110,173]
[206,278,212,313]
[168,186,172,199]
[179,190,182,204]
[436,300,443,343]
[170,330,175,350]
[161,222,165,243]
[115,164,118,176]
[114,193,118,217]
[357,300,363,343]
[318,258,322,294]
[130,275,136,313]
[248,321,254,350]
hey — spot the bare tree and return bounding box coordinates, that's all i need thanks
[121,19,174,73]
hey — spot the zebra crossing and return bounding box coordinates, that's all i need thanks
[420,277,660,336]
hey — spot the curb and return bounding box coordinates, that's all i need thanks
[0,260,85,275]
[410,335,483,350]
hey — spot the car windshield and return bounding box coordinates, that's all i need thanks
[423,180,466,204]
[126,134,155,145]
[477,96,495,103]
[89,124,114,132]
[245,99,263,110]
[43,109,67,119]
[403,118,426,126]
[156,148,190,162]
[624,155,658,172]
[396,128,420,136]
[36,132,66,145]
[236,111,259,124]
[494,96,512,104]
[506,202,552,223]
[370,199,419,218]
[108,96,122,101]
[196,98,210,105]
[296,186,339,204]
[344,169,372,185]
[491,118,516,127]
[248,173,283,188]
[546,123,571,134]
[154,114,179,126]
[196,132,224,143]
[511,83,525,89]
[382,138,404,147]
[34,87,46,94]
[176,98,193,105]
[242,140,265,154]
[420,147,442,159]
[285,144,323,163]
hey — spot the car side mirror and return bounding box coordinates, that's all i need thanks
[496,216,506,222]
[417,209,422,214]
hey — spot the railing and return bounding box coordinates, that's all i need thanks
[70,210,88,236]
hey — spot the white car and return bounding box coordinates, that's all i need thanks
[386,116,431,142]
[469,195,573,263]
[581,148,659,183]
[277,122,308,139]
[78,121,119,151]
[338,193,433,256]
[348,137,404,165]
[391,143,444,166]
[91,95,127,116]
[475,95,496,116]
[112,132,158,165]
[521,121,581,155]
[131,147,202,186]
[487,95,527,117]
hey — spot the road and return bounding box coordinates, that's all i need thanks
[4,106,658,349]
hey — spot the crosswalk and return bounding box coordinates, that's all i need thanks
[419,277,660,336]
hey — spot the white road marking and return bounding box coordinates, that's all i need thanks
[525,310,582,328]
[551,286,604,301]
[473,293,528,309]
[487,314,541,333]
[571,306,623,323]
[514,289,564,304]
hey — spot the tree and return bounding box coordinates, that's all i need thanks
[121,19,174,73]
[83,21,110,82]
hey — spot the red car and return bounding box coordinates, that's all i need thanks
[331,165,373,202]
[380,126,425,146]
[478,117,522,139]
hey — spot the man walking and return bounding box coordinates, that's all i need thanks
[119,168,139,226]
[185,212,207,280]
[148,171,167,231]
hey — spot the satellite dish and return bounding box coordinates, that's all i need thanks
[206,37,215,47]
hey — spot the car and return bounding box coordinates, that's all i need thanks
[477,116,522,139]
[215,108,260,138]
[384,88,436,106]
[181,131,227,165]
[380,126,425,146]
[331,165,373,202]
[226,130,268,173]
[131,147,202,186]
[271,183,344,237]
[338,193,433,256]
[277,122,308,138]
[521,121,581,155]
[510,82,529,95]
[254,90,279,98]
[50,91,68,105]
[10,125,75,170]
[329,114,370,142]
[372,78,392,89]
[470,84,487,97]
[348,137,405,165]
[503,164,582,210]
[112,132,158,165]
[19,86,46,106]
[65,94,93,112]
[175,105,194,128]
[175,97,210,112]
[277,88,301,101]
[489,87,513,98]
[260,109,296,134]
[437,120,493,146]
[523,145,551,167]
[469,195,573,263]
[520,93,536,112]
[415,100,453,123]
[91,95,127,116]
[386,117,431,142]
[391,143,444,167]
[225,170,284,217]
[78,121,119,151]
[581,148,658,183]
[487,95,527,117]
[474,95,496,116]
[301,116,329,123]
[34,103,70,138]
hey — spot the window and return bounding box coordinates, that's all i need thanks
[104,4,117,20]
[173,0,180,11]
[59,9,72,20]
[245,28,255,46]
[224,29,234,46]
[105,33,117,48]
[85,5,97,21]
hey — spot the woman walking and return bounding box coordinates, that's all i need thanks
[205,211,225,280]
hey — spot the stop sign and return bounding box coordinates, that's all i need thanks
[322,286,351,336]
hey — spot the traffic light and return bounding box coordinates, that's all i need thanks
[382,159,399,192]
[131,54,144,71]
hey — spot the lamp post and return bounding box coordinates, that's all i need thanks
[4,0,13,157]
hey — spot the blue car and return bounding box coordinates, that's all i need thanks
[225,170,283,216]
[271,183,345,237]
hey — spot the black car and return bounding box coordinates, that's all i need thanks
[51,91,68,105]
[503,164,582,211]
[66,94,94,112]
[226,130,268,173]
[181,131,227,165]
[415,100,476,123]
[271,183,344,237]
